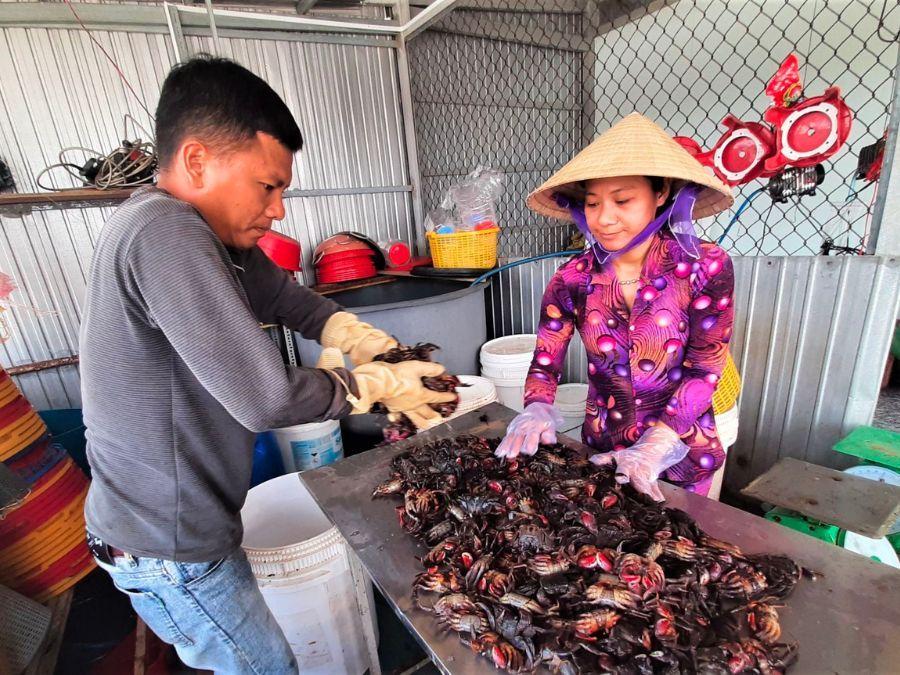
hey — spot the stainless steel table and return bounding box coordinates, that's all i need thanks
[300,403,900,674]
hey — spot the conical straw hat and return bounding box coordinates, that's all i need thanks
[527,113,733,221]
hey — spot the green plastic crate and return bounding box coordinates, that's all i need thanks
[889,532,900,556]
[833,426,900,471]
[765,507,841,545]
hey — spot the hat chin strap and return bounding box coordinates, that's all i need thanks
[554,184,702,266]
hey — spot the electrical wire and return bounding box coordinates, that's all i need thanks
[861,180,880,249]
[63,0,154,119]
[35,139,156,191]
[716,187,766,245]
[754,200,777,256]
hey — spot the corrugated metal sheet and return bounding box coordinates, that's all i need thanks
[0,25,412,407]
[184,34,409,193]
[488,254,900,491]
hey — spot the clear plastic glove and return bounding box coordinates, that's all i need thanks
[589,424,689,501]
[495,402,564,459]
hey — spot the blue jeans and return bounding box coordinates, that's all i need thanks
[93,547,297,674]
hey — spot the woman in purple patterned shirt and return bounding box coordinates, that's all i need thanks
[496,114,736,500]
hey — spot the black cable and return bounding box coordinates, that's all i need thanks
[755,200,777,256]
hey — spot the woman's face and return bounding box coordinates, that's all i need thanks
[583,176,669,252]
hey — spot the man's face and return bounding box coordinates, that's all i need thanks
[198,132,293,249]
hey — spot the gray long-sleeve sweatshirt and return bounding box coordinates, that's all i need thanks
[80,187,354,562]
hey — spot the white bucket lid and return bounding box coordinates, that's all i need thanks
[241,474,346,578]
[480,335,537,364]
[556,383,589,411]
[844,465,900,535]
[242,474,332,547]
[841,530,900,569]
[455,375,498,413]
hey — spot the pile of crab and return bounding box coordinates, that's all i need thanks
[373,434,812,674]
[370,342,464,443]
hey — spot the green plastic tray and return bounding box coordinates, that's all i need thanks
[833,426,900,471]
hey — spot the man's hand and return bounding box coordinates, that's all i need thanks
[320,311,398,366]
[347,360,456,415]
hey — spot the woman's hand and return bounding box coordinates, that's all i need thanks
[495,402,564,459]
[590,424,689,501]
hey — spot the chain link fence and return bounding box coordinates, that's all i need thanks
[408,0,899,258]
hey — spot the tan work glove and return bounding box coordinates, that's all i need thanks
[343,360,456,418]
[315,347,345,370]
[320,311,399,366]
[389,405,444,430]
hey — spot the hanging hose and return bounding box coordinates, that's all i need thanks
[473,198,768,287]
[473,190,765,287]
[717,188,767,245]
[469,250,579,287]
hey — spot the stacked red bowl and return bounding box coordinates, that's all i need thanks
[314,234,378,284]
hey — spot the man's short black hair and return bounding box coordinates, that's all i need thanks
[155,55,302,166]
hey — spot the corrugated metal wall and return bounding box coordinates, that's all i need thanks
[0,24,411,409]
[488,254,900,492]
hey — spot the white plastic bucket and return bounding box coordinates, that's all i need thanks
[271,420,343,472]
[707,406,740,502]
[241,474,377,674]
[714,405,739,448]
[480,335,536,412]
[556,383,589,433]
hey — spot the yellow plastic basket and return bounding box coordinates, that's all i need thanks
[427,228,499,269]
[712,352,741,415]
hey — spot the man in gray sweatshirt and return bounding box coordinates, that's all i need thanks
[79,56,452,673]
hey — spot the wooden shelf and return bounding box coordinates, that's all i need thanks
[312,275,396,296]
[0,188,136,214]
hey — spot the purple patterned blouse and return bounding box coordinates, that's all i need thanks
[523,230,735,488]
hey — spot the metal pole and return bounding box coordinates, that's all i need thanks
[395,36,426,254]
[581,1,601,147]
[868,47,900,256]
[347,548,382,675]
[175,2,402,34]
[402,0,461,41]
[204,0,222,53]
[163,3,188,63]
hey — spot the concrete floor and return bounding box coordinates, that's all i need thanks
[874,388,900,433]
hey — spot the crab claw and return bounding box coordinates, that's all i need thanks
[491,645,507,669]
[576,546,615,572]
[580,510,598,534]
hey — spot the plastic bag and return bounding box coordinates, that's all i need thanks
[425,166,505,234]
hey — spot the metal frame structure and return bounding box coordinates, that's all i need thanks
[870,46,900,256]
[2,1,898,255]
[0,0,463,254]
